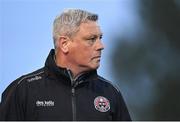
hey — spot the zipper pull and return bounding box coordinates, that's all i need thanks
[72,87,75,95]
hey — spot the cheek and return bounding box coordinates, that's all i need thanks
[70,45,93,61]
[78,47,93,60]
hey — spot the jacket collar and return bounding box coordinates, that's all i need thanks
[44,49,97,86]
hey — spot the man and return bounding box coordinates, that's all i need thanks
[0,9,131,120]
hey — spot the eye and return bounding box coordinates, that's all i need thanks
[85,34,103,46]
[86,37,97,45]
[100,35,103,40]
[89,37,96,42]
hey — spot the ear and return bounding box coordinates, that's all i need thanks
[57,36,70,53]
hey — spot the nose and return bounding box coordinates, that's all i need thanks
[96,39,104,51]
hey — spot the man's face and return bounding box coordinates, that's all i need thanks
[68,21,104,71]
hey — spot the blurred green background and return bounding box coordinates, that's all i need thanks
[111,0,180,120]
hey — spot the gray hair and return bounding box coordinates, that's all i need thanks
[53,8,98,49]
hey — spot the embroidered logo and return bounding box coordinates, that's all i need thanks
[94,96,110,112]
[36,100,54,107]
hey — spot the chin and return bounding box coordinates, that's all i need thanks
[91,64,100,70]
[83,62,100,71]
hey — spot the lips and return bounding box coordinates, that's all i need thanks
[92,56,101,60]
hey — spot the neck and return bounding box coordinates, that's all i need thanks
[55,52,85,78]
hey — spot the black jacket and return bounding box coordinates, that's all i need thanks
[0,49,131,121]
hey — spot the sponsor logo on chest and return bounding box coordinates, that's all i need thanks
[36,100,54,107]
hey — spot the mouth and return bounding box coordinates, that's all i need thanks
[92,56,101,60]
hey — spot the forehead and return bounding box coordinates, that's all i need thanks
[78,21,102,36]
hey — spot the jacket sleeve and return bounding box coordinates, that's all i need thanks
[113,89,131,121]
[0,78,26,120]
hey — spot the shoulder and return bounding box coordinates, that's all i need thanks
[96,76,128,105]
[1,68,45,101]
[96,75,122,94]
[17,68,45,85]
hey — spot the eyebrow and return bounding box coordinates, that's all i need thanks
[86,33,103,37]
[83,34,103,40]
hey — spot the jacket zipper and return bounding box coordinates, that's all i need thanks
[67,69,77,121]
[71,87,76,120]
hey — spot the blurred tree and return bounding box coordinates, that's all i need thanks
[140,0,180,49]
[111,0,180,120]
